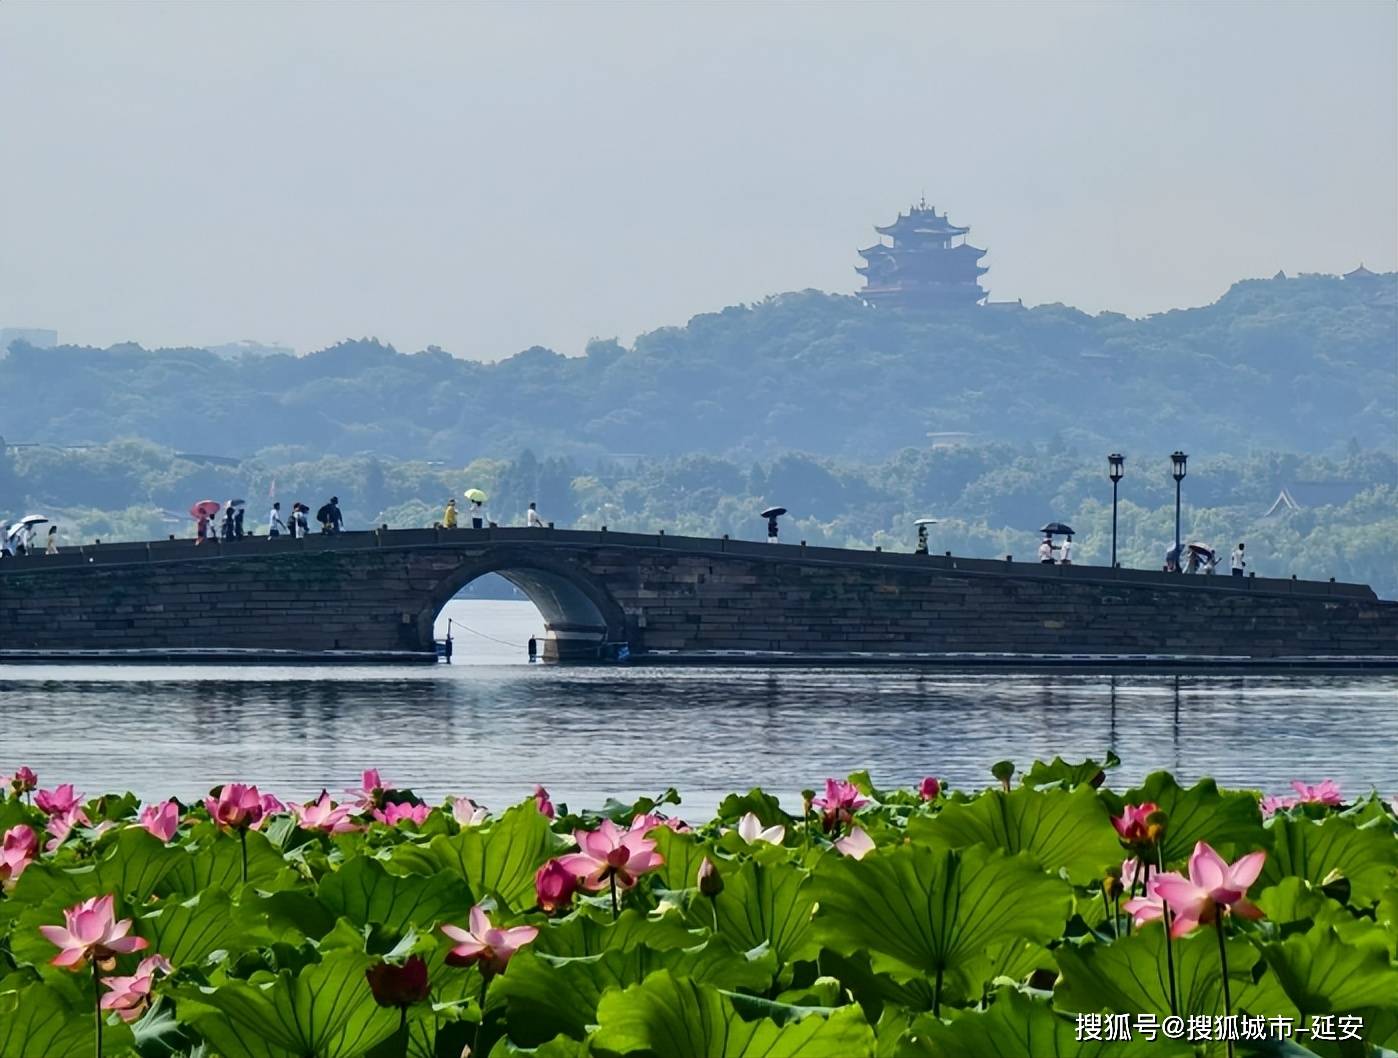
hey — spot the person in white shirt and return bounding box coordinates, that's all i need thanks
[527,502,543,528]
[268,502,287,537]
[1231,542,1246,577]
[1038,538,1054,564]
[1059,537,1073,565]
[470,500,484,529]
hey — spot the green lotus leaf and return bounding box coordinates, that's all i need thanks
[694,858,817,965]
[317,854,472,932]
[430,802,556,911]
[158,829,287,897]
[1023,752,1120,790]
[906,783,1121,884]
[174,947,399,1058]
[1259,922,1398,1022]
[496,936,775,1045]
[592,969,875,1057]
[901,987,1186,1057]
[1256,878,1344,931]
[532,908,699,957]
[0,979,133,1058]
[138,886,256,966]
[1113,772,1265,866]
[809,843,1070,1010]
[1258,815,1398,906]
[0,827,181,912]
[818,949,935,1022]
[715,787,791,827]
[650,827,711,891]
[1055,922,1296,1021]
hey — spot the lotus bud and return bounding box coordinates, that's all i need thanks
[1089,769,1107,789]
[1102,865,1123,900]
[1145,809,1169,845]
[918,777,941,801]
[365,955,430,1009]
[991,760,1015,791]
[535,859,577,914]
[801,789,815,813]
[697,857,723,898]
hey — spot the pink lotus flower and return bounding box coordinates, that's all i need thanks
[0,824,39,885]
[918,777,941,801]
[533,785,556,820]
[557,818,664,891]
[292,791,358,834]
[1261,779,1343,817]
[813,779,869,832]
[833,826,876,860]
[204,784,266,830]
[1111,802,1159,845]
[347,769,391,809]
[139,801,181,843]
[629,812,689,834]
[1123,879,1168,928]
[1150,841,1266,937]
[6,766,37,796]
[450,797,489,827]
[99,954,172,1022]
[45,804,93,852]
[373,801,430,828]
[441,904,538,978]
[39,894,148,970]
[35,784,82,817]
[535,859,578,913]
[735,811,785,845]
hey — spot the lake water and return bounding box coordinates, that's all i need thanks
[1,601,1394,817]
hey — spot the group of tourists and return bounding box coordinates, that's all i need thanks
[1164,541,1248,576]
[0,518,58,557]
[439,494,544,530]
[192,497,341,544]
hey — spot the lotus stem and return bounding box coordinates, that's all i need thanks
[92,960,103,1058]
[609,873,619,921]
[933,965,944,1018]
[1100,884,1115,940]
[474,978,487,1058]
[238,828,248,885]
[708,895,720,935]
[1157,844,1178,1017]
[1215,913,1234,1058]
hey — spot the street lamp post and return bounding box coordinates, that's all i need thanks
[1108,453,1124,567]
[1171,451,1188,562]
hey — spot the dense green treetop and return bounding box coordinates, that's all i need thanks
[1,271,1393,462]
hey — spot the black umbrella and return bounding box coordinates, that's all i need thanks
[760,507,787,519]
[1040,522,1075,536]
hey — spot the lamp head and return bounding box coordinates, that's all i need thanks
[1108,453,1125,483]
[1171,450,1188,482]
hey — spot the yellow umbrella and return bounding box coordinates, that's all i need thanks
[464,488,487,503]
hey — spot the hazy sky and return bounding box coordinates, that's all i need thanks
[2,1,1394,359]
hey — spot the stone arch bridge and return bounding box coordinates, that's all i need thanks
[1,527,1395,664]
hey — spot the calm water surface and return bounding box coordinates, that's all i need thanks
[1,601,1394,816]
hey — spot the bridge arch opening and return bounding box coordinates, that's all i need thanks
[421,553,629,663]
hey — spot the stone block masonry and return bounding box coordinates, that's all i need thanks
[1,528,1394,662]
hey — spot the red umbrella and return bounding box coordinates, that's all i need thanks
[190,500,221,519]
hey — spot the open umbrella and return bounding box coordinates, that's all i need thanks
[1186,542,1214,555]
[914,518,939,526]
[190,500,221,519]
[760,506,787,519]
[229,499,247,509]
[465,488,488,503]
[1040,522,1075,536]
[15,515,48,529]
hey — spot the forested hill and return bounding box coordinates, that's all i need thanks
[2,271,1393,462]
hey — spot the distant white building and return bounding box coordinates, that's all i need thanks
[207,339,295,360]
[0,327,58,352]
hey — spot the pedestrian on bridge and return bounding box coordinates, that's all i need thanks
[318,497,344,534]
[527,502,543,528]
[221,503,236,541]
[1231,542,1247,577]
[443,498,458,529]
[45,525,58,555]
[268,502,287,537]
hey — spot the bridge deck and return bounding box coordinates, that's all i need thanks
[0,525,1380,603]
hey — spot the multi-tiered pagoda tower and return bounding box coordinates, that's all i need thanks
[856,198,988,308]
